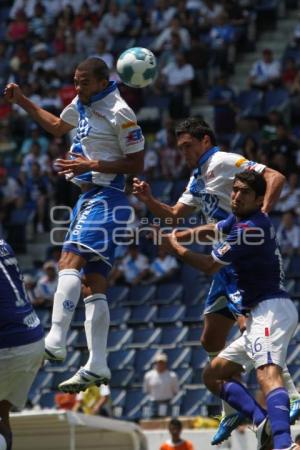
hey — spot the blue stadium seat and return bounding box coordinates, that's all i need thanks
[108,349,135,370]
[184,327,203,346]
[190,368,203,385]
[110,306,131,326]
[28,371,53,403]
[35,308,50,327]
[110,369,135,388]
[128,305,157,325]
[150,180,173,202]
[191,347,208,369]
[182,281,208,305]
[72,308,85,327]
[154,304,185,324]
[122,388,148,420]
[180,387,209,415]
[153,283,183,305]
[170,179,188,203]
[288,255,300,276]
[155,326,188,348]
[38,391,57,409]
[44,350,81,373]
[183,305,203,324]
[237,89,263,117]
[164,347,192,369]
[175,367,193,386]
[133,348,158,372]
[287,343,300,365]
[74,329,87,349]
[107,285,129,306]
[51,371,77,390]
[126,327,162,348]
[107,329,133,351]
[122,285,156,306]
[111,388,127,418]
[261,88,289,114]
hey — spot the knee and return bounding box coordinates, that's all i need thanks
[203,364,218,393]
[200,331,224,353]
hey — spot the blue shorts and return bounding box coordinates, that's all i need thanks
[63,186,131,276]
[204,266,239,319]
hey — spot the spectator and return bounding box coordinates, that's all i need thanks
[160,418,194,450]
[20,123,49,155]
[72,385,112,417]
[277,210,300,256]
[282,57,298,89]
[150,0,176,35]
[261,110,283,144]
[34,260,58,307]
[275,173,300,214]
[143,352,179,418]
[21,140,50,176]
[97,3,129,50]
[159,130,187,180]
[243,136,259,161]
[148,247,179,283]
[248,48,281,90]
[55,392,77,411]
[7,8,29,43]
[92,39,114,70]
[152,16,191,53]
[108,244,150,286]
[209,73,237,137]
[264,123,299,175]
[208,12,236,73]
[55,39,83,80]
[76,19,101,58]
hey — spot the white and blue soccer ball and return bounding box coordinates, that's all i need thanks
[116,47,157,88]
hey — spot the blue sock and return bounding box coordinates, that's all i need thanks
[221,380,266,425]
[266,387,292,450]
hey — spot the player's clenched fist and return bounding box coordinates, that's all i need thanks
[3,83,23,104]
[132,177,152,202]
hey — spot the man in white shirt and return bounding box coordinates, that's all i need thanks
[4,57,144,393]
[248,48,281,90]
[143,353,179,418]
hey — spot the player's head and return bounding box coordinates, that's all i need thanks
[231,171,266,218]
[175,117,217,168]
[74,57,110,104]
[168,418,182,440]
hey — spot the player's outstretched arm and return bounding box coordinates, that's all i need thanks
[132,177,195,226]
[262,167,286,213]
[174,223,218,244]
[4,83,74,137]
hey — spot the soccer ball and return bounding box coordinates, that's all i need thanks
[116,47,157,88]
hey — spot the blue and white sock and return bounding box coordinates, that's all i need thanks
[266,387,292,450]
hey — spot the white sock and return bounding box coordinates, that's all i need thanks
[208,351,237,417]
[83,294,110,374]
[46,269,82,350]
[282,365,300,400]
[0,435,7,450]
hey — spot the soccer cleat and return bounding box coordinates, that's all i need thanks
[256,417,273,450]
[58,366,111,393]
[290,398,300,425]
[44,346,66,362]
[211,412,246,445]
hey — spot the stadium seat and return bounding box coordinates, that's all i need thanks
[184,327,203,346]
[261,88,289,114]
[44,350,81,373]
[127,305,157,325]
[180,387,209,416]
[122,285,156,306]
[107,285,129,306]
[191,347,209,369]
[72,307,85,327]
[182,281,208,305]
[175,367,193,386]
[149,180,173,202]
[164,347,192,369]
[126,327,162,348]
[74,329,87,349]
[190,368,203,385]
[51,371,77,390]
[108,349,136,370]
[133,348,158,372]
[183,305,203,324]
[155,326,188,348]
[288,255,300,277]
[35,308,50,327]
[121,388,148,420]
[154,304,185,324]
[110,306,131,327]
[153,283,184,305]
[28,371,53,403]
[38,390,57,409]
[110,388,127,418]
[237,89,263,118]
[107,329,133,351]
[110,369,135,388]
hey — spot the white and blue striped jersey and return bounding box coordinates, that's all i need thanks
[60,81,144,191]
[178,146,266,222]
[0,240,44,348]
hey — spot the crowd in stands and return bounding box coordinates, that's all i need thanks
[1,0,300,418]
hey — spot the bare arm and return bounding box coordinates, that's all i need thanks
[4,83,74,137]
[132,177,195,226]
[262,167,286,213]
[174,223,218,244]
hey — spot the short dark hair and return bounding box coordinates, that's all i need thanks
[169,418,182,430]
[76,57,109,81]
[175,117,217,146]
[234,171,266,197]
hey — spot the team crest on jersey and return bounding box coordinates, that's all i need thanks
[126,128,143,145]
[63,299,75,311]
[218,242,231,255]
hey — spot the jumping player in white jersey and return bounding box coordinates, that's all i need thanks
[159,171,299,450]
[4,57,144,393]
[133,117,300,444]
[0,239,44,450]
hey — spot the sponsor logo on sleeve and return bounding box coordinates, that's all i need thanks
[126,128,143,146]
[235,157,248,168]
[218,242,231,255]
[121,121,137,129]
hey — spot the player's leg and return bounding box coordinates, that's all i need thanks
[45,251,85,360]
[0,401,12,450]
[282,365,300,424]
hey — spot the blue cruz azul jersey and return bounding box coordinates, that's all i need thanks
[212,211,289,309]
[0,240,44,348]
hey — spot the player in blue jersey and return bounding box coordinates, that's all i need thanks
[4,57,144,393]
[159,171,299,450]
[0,239,44,450]
[133,117,300,443]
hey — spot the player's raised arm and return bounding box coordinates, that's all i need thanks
[132,177,195,226]
[4,83,74,137]
[261,167,286,213]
